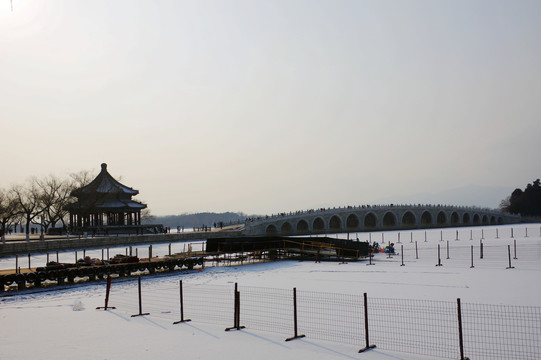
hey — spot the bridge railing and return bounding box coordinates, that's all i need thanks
[245,204,515,226]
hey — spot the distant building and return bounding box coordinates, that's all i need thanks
[67,163,148,233]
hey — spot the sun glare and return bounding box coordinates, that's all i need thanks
[0,0,47,27]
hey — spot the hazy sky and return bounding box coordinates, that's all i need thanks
[1,0,540,216]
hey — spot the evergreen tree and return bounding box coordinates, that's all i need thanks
[503,179,541,216]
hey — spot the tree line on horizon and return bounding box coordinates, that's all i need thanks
[150,212,254,230]
[500,179,541,217]
[0,171,152,238]
[0,171,97,238]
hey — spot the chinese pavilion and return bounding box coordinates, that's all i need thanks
[68,163,147,232]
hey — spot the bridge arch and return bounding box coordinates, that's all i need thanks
[498,217,503,225]
[265,224,277,235]
[364,213,377,228]
[451,212,459,226]
[482,215,488,225]
[383,211,397,227]
[329,215,342,232]
[421,211,432,226]
[437,211,447,226]
[346,214,360,230]
[401,211,416,227]
[490,216,496,225]
[313,217,325,233]
[463,213,470,225]
[473,214,480,225]
[296,219,309,233]
[281,222,293,235]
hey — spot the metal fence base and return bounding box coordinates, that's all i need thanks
[358,344,376,353]
[225,325,245,331]
[285,334,305,342]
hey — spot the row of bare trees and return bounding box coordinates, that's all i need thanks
[0,171,95,242]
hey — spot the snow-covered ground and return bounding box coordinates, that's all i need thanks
[1,224,540,360]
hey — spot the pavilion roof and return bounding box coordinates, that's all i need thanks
[71,163,139,197]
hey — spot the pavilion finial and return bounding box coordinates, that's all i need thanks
[101,163,107,171]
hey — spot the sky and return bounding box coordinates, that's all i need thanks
[1,0,540,216]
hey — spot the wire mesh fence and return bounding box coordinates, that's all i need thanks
[368,297,459,359]
[106,278,541,360]
[461,303,541,360]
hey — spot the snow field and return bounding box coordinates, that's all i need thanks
[1,224,540,360]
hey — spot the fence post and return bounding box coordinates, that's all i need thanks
[173,280,191,324]
[496,228,499,239]
[400,245,405,266]
[131,276,150,317]
[285,287,305,341]
[513,239,517,260]
[367,248,375,266]
[446,241,450,259]
[415,241,418,259]
[359,292,376,353]
[480,240,483,259]
[457,298,469,360]
[506,245,515,269]
[225,283,245,331]
[96,275,116,310]
[470,245,474,268]
[435,244,442,266]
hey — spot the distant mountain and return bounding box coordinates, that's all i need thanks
[146,212,258,230]
[374,185,512,210]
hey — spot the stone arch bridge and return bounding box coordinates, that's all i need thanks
[243,205,520,237]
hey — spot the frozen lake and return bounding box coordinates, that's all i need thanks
[1,223,540,360]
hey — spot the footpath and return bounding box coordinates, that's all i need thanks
[0,229,243,257]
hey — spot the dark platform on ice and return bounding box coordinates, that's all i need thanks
[206,236,370,258]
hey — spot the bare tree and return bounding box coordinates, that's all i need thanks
[11,181,42,242]
[69,170,95,190]
[140,207,155,224]
[0,189,20,243]
[34,175,74,231]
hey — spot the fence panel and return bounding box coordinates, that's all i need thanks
[368,298,459,359]
[297,289,364,345]
[462,303,541,360]
[240,286,293,335]
[182,283,234,326]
